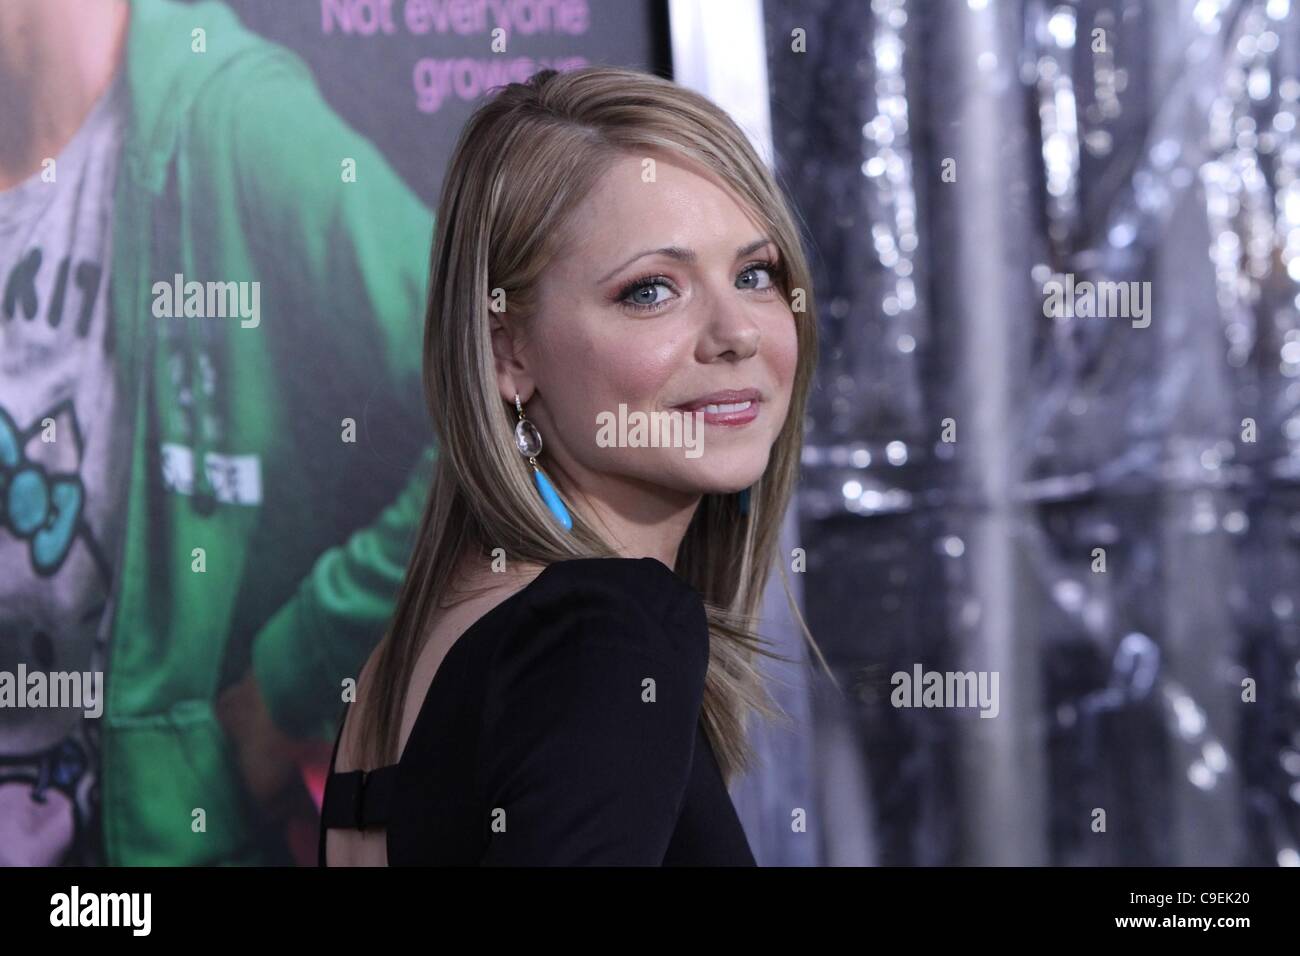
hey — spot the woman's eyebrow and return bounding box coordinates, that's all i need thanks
[596,237,774,284]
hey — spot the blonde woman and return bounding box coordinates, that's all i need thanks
[320,65,822,866]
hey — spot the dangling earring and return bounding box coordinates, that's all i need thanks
[514,394,573,532]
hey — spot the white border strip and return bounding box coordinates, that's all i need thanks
[667,0,775,170]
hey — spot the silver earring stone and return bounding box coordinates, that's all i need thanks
[514,394,543,460]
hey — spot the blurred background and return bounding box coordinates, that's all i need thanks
[763,0,1300,866]
[1,0,1297,866]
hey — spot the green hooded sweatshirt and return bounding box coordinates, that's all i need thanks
[101,0,435,864]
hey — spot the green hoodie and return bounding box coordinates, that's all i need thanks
[101,0,435,864]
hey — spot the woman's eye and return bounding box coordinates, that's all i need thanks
[619,261,782,312]
[622,279,674,310]
[737,264,777,291]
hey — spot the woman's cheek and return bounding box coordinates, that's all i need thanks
[607,345,681,405]
[770,310,800,387]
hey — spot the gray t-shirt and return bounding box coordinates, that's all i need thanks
[0,70,128,866]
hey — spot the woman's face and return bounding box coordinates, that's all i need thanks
[494,148,798,515]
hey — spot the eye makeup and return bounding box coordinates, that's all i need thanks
[615,258,787,315]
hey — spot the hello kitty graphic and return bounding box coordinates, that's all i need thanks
[0,399,115,865]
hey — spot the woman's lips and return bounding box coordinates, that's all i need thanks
[689,399,760,426]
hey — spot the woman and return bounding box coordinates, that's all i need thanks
[319,65,822,866]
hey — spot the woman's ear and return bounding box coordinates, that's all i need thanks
[490,310,534,405]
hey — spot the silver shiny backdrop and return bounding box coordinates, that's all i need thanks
[763,0,1300,865]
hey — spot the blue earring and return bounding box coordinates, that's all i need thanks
[515,394,573,532]
[738,487,751,516]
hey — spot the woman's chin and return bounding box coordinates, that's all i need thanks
[632,450,770,498]
[685,468,769,498]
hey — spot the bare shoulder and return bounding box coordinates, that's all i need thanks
[332,649,382,774]
[336,554,550,773]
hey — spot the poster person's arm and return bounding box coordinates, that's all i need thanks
[200,51,437,741]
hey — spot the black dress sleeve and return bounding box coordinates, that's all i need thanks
[475,558,710,865]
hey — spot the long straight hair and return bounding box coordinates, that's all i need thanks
[352,65,828,784]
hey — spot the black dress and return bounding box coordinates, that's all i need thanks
[318,556,757,866]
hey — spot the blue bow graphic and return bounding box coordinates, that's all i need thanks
[0,407,84,576]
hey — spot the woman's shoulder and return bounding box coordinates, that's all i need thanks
[474,558,714,863]
[530,556,701,609]
[500,555,710,675]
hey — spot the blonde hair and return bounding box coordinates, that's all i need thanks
[353,65,828,784]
